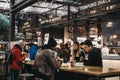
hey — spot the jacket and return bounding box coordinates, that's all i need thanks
[9,44,25,70]
[84,47,103,67]
[29,44,38,60]
[33,49,62,80]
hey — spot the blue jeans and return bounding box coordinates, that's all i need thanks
[10,69,20,80]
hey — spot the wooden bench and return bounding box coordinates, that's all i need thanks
[19,73,35,80]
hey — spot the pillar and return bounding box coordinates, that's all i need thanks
[85,20,90,39]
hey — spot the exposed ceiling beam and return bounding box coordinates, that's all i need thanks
[38,4,66,14]
[11,0,39,13]
[11,0,82,13]
[54,1,81,7]
[0,1,7,3]
[32,5,68,12]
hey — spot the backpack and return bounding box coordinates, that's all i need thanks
[6,51,13,64]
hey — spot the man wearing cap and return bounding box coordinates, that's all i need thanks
[83,39,103,67]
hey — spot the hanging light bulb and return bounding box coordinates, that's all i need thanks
[112,34,117,39]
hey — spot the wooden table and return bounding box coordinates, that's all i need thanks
[22,60,34,65]
[60,66,120,80]
[22,60,34,73]
[22,60,120,80]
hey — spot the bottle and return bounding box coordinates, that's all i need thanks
[69,57,74,67]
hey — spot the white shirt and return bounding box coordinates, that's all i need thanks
[102,46,109,56]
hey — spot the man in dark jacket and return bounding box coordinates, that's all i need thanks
[75,40,103,80]
[83,39,103,67]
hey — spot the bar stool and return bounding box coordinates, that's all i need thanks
[19,73,35,80]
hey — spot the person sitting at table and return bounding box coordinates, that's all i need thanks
[33,37,62,80]
[83,39,103,67]
[58,43,70,63]
[22,44,31,73]
[75,40,103,80]
[71,41,85,62]
[79,42,87,62]
[29,42,39,60]
[23,44,31,61]
[71,41,81,62]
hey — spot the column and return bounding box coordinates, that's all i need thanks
[10,0,15,41]
[85,20,90,39]
[72,13,77,41]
